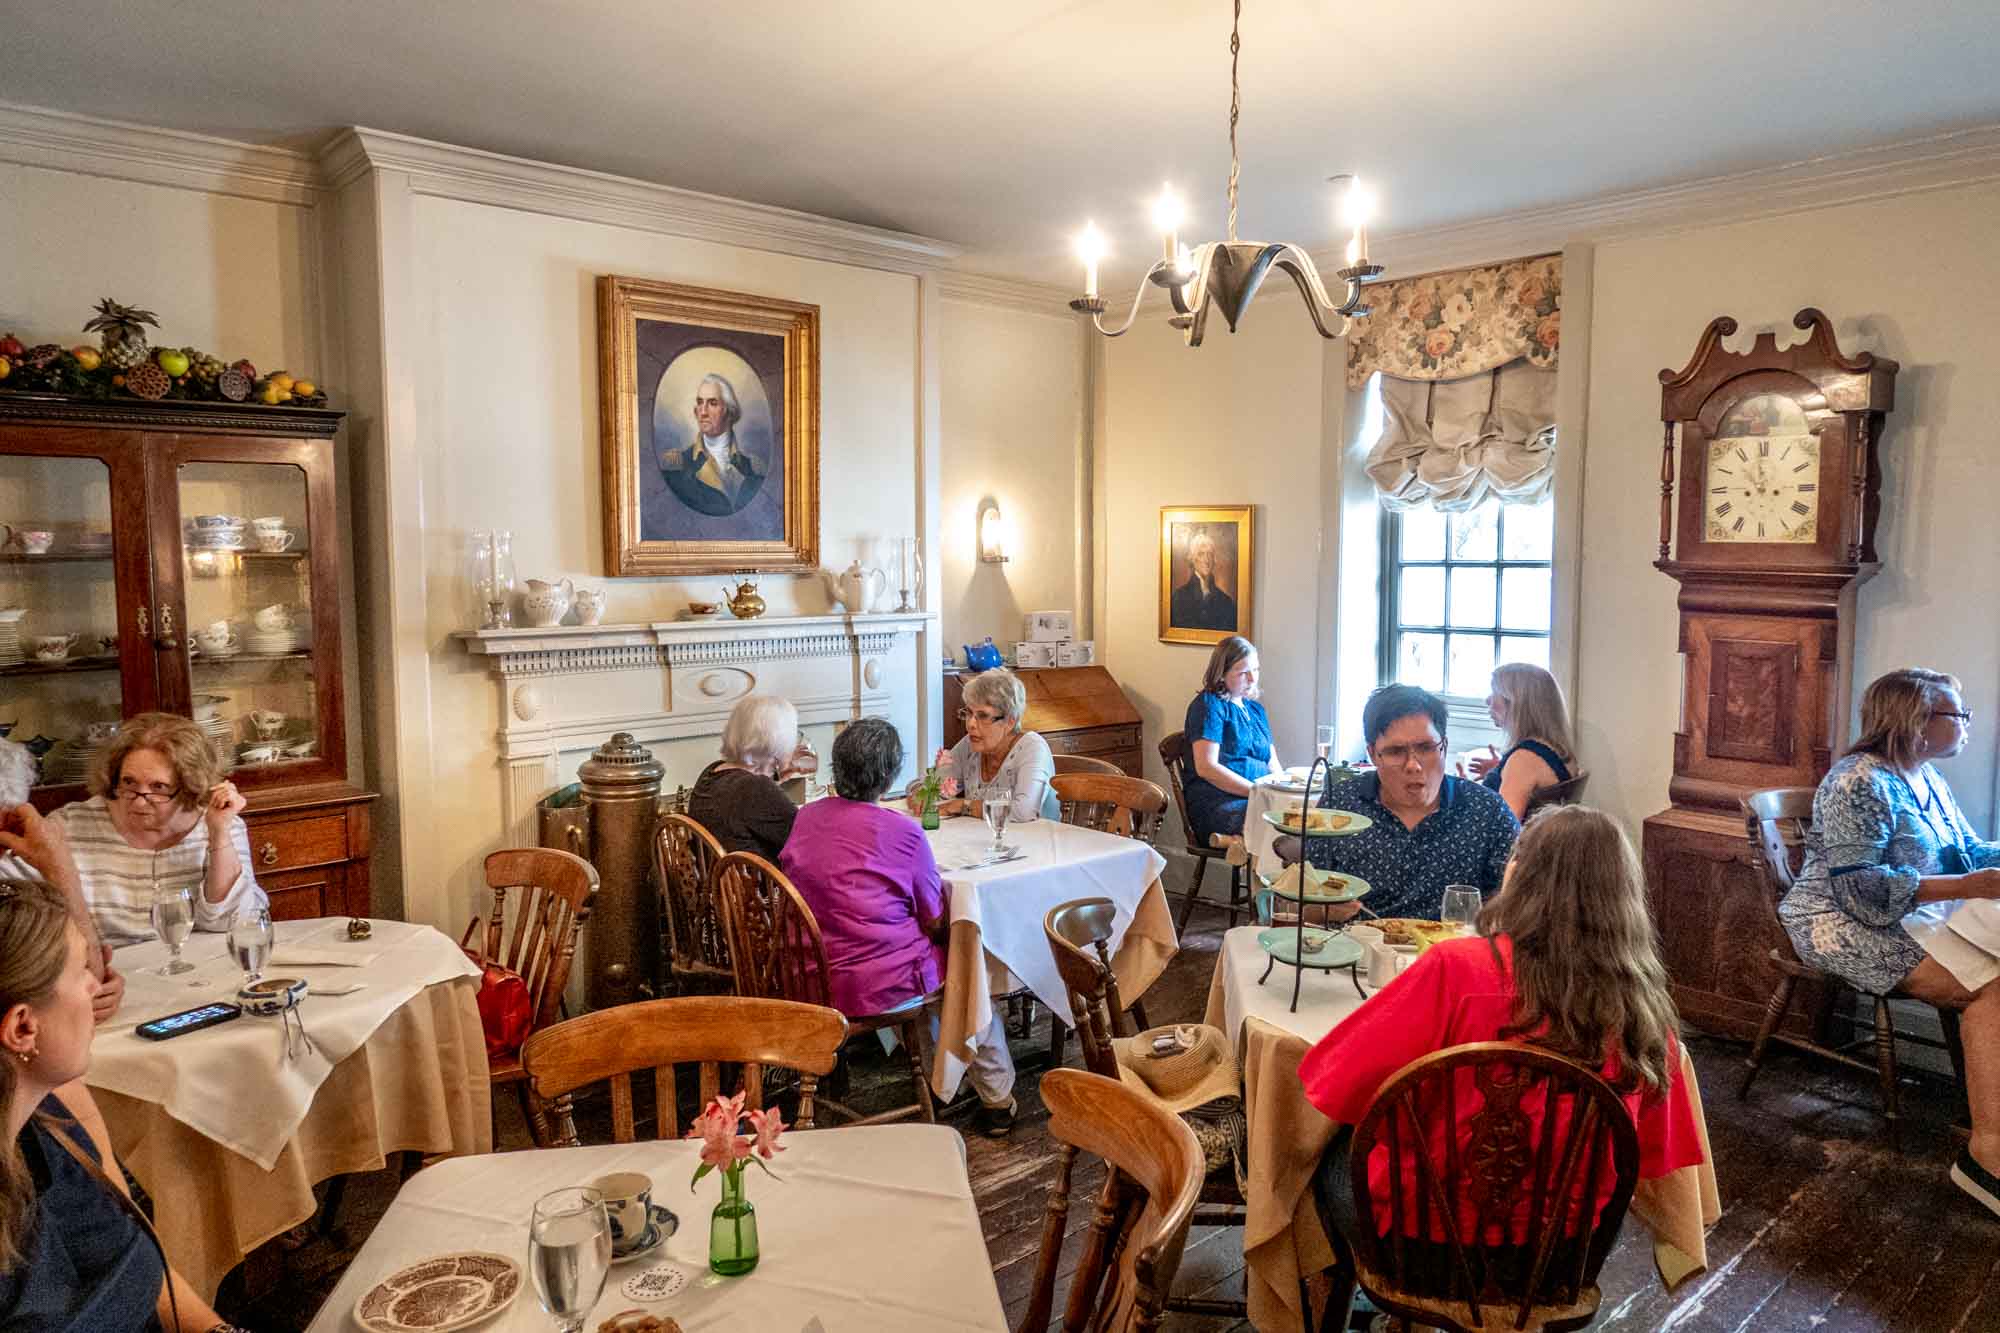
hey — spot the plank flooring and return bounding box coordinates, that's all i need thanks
[231,905,1999,1332]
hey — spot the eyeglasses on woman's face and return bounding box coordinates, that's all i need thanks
[1372,738,1448,767]
[114,781,182,805]
[957,707,1005,726]
[1934,709,1974,724]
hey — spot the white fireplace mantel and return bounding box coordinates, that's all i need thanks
[453,612,935,842]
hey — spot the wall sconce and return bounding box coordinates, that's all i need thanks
[977,502,1010,564]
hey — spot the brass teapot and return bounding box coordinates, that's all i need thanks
[720,576,766,620]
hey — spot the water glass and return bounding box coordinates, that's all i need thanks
[529,1187,612,1332]
[1440,884,1483,937]
[151,883,197,976]
[983,794,1011,853]
[227,906,273,986]
[1316,724,1335,762]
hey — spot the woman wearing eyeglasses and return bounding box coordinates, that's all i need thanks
[1780,668,2000,1218]
[909,667,1056,823]
[9,713,263,958]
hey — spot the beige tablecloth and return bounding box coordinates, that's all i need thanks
[91,923,492,1300]
[1203,926,1721,1331]
[925,815,1177,1099]
[305,1124,1006,1331]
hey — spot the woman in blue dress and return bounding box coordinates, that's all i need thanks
[1780,668,2000,1219]
[1182,635,1280,845]
[1462,663,1577,820]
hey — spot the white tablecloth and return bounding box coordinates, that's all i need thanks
[305,1124,1006,1332]
[1244,776,1307,871]
[90,917,480,1169]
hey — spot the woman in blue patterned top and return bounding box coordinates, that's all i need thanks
[1182,637,1281,845]
[1780,668,2000,1218]
[1462,663,1576,820]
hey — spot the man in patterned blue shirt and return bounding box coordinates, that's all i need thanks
[1277,684,1520,922]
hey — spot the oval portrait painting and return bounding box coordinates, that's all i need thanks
[640,339,785,542]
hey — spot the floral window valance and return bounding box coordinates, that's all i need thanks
[1345,254,1561,390]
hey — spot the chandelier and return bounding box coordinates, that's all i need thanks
[1068,0,1383,346]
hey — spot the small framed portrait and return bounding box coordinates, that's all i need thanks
[597,275,820,576]
[1159,505,1254,645]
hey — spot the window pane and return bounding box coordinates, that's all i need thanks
[1501,497,1554,560]
[1500,567,1552,632]
[1450,501,1499,561]
[1448,634,1497,698]
[1398,567,1445,627]
[1399,507,1446,561]
[1499,635,1550,671]
[1448,567,1497,628]
[1398,632,1445,692]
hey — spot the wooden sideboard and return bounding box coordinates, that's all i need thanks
[246,781,376,921]
[944,665,1143,777]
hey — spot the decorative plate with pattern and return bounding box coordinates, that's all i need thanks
[355,1252,522,1332]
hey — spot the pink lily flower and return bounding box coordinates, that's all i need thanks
[940,777,960,799]
[746,1105,788,1159]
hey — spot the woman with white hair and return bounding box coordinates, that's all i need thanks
[688,695,813,860]
[910,667,1055,823]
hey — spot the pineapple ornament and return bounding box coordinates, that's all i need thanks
[82,299,160,371]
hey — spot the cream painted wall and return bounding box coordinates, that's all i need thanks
[404,194,927,927]
[1578,180,2000,834]
[1096,299,1331,836]
[939,298,1085,654]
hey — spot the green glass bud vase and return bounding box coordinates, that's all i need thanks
[921,788,942,831]
[708,1164,759,1276]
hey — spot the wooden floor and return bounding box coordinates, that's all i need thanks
[234,906,2000,1331]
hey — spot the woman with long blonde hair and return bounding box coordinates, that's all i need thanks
[1464,662,1577,820]
[0,877,240,1328]
[1298,807,1702,1289]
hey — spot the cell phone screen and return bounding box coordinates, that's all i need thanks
[135,1002,241,1040]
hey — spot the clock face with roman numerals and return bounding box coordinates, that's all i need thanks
[1703,393,1820,544]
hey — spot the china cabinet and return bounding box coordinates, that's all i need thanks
[0,395,374,919]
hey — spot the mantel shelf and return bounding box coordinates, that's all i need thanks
[452,611,936,678]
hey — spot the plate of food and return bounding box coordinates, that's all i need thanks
[355,1252,521,1332]
[1262,808,1373,836]
[1369,917,1467,951]
[1257,863,1372,904]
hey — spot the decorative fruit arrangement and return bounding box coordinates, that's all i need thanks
[0,298,329,407]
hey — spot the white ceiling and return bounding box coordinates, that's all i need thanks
[3,0,1996,284]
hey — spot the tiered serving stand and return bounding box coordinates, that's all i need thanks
[1254,756,1375,1011]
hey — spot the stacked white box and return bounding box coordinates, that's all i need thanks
[1023,610,1073,642]
[1014,641,1057,667]
[1055,640,1095,666]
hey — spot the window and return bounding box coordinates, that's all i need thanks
[1379,495,1554,698]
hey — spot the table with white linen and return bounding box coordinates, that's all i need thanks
[305,1123,1007,1332]
[923,814,1176,1099]
[89,917,492,1299]
[1201,925,1721,1331]
[1244,774,1308,870]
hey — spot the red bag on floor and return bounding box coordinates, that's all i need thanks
[459,919,534,1059]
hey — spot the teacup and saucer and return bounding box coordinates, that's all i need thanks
[588,1171,679,1262]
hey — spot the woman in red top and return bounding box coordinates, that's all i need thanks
[1298,806,1704,1287]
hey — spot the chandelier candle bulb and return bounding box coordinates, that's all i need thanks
[1152,185,1184,264]
[1077,224,1106,300]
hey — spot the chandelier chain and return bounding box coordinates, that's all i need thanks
[1226,0,1241,243]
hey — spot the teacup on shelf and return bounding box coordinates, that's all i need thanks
[254,604,296,633]
[255,530,295,553]
[31,634,79,661]
[239,743,279,764]
[12,530,54,555]
[251,516,288,533]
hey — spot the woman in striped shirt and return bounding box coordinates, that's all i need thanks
[22,713,265,951]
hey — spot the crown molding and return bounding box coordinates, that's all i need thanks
[936,270,1079,319]
[1313,122,2000,280]
[0,101,320,207]
[319,127,962,276]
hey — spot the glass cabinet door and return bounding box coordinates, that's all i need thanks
[0,453,126,796]
[171,459,326,780]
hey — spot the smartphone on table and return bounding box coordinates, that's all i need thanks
[134,1001,243,1041]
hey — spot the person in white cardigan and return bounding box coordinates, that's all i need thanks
[908,667,1057,823]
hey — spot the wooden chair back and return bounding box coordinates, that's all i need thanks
[1742,787,1816,903]
[1019,1068,1204,1333]
[1347,1042,1639,1330]
[1523,770,1591,816]
[520,995,847,1147]
[482,847,598,1033]
[654,814,732,986]
[713,850,833,1008]
[1044,898,1137,1081]
[1157,731,1209,856]
[1055,754,1127,778]
[1054,772,1169,844]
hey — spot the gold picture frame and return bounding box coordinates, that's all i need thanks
[1159,505,1254,645]
[598,274,820,576]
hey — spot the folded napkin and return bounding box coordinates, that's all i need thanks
[268,942,382,967]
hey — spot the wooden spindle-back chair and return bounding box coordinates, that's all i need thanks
[654,813,732,994]
[714,850,935,1126]
[1158,730,1252,931]
[1052,771,1169,844]
[1054,753,1127,778]
[520,995,847,1147]
[479,847,597,1140]
[1523,770,1591,816]
[1018,1068,1205,1333]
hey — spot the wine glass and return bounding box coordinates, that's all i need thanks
[983,793,1011,855]
[1440,885,1483,937]
[529,1186,612,1332]
[227,906,273,986]
[150,883,197,976]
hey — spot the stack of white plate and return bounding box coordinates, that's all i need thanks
[247,625,303,656]
[71,532,112,555]
[0,612,21,668]
[198,713,238,772]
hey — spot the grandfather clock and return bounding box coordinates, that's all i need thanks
[1642,308,1897,1037]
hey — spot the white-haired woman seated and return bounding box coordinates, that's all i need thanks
[909,667,1056,823]
[688,695,815,861]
